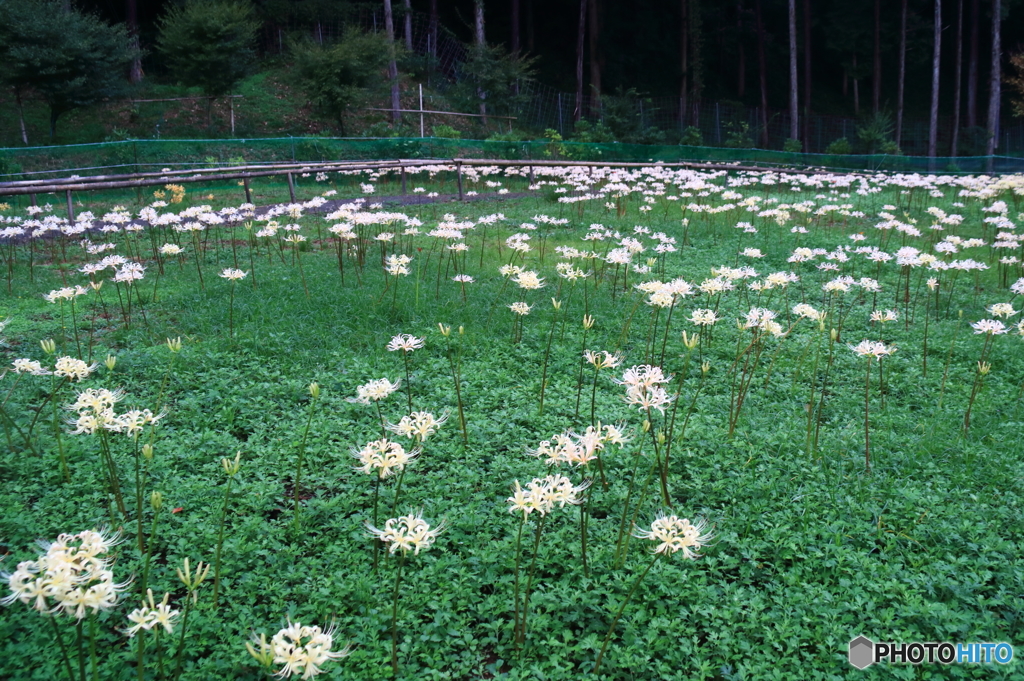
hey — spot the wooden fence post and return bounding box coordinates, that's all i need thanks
[65,190,74,222]
[287,172,296,202]
[456,161,463,201]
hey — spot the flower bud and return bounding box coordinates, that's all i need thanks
[308,382,320,399]
[681,331,699,350]
[702,361,711,374]
[656,432,666,445]
[551,298,561,310]
[458,325,464,335]
[40,339,56,355]
[166,337,183,353]
[246,633,275,668]
[830,328,839,342]
[88,280,103,292]
[221,451,242,477]
[582,314,595,330]
[142,443,155,461]
[438,323,451,337]
[104,354,116,371]
[642,419,651,433]
[978,361,991,376]
[150,491,163,512]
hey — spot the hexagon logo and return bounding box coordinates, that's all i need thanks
[849,636,875,669]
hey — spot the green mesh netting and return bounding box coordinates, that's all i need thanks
[1,137,1023,181]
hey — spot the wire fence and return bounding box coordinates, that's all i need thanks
[2,137,1023,183]
[266,8,1024,158]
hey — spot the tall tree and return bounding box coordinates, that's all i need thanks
[588,0,601,115]
[382,0,400,122]
[511,0,520,54]
[802,0,811,148]
[574,0,587,121]
[951,0,964,157]
[402,0,412,52]
[986,0,1002,156]
[872,0,880,114]
[755,0,768,147]
[429,0,438,58]
[681,0,689,127]
[928,0,941,158]
[788,0,798,141]
[127,0,142,83]
[474,0,487,122]
[156,0,256,129]
[967,0,979,127]
[896,0,907,147]
[737,0,746,99]
[0,0,134,140]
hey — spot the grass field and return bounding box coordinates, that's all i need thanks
[0,164,1022,680]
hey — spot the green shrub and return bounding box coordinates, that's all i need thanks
[825,137,852,155]
[680,126,703,146]
[783,137,802,153]
[433,124,461,139]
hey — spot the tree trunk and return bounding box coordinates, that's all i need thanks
[896,0,907,147]
[802,0,811,148]
[574,0,587,122]
[511,0,521,53]
[951,0,963,157]
[681,0,689,129]
[403,0,413,52]
[928,0,941,159]
[384,0,401,123]
[967,0,979,127]
[429,0,438,58]
[872,0,881,114]
[985,0,1001,156]
[737,0,746,99]
[127,0,143,84]
[49,108,60,142]
[15,88,28,145]
[589,0,601,115]
[526,0,534,52]
[755,0,768,147]
[788,0,798,141]
[475,1,488,124]
[853,54,860,116]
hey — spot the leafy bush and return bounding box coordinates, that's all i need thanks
[292,29,389,135]
[680,126,703,146]
[783,137,803,153]
[432,124,461,139]
[454,44,536,120]
[856,111,896,154]
[570,120,615,144]
[724,122,754,149]
[157,1,258,103]
[825,137,852,155]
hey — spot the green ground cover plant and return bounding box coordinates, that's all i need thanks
[0,163,1022,680]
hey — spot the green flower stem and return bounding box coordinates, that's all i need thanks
[390,552,407,676]
[212,474,235,608]
[76,618,86,681]
[510,514,525,646]
[516,514,547,648]
[141,507,161,596]
[402,352,413,413]
[134,438,143,553]
[371,476,381,574]
[593,553,662,676]
[171,597,193,681]
[538,305,559,415]
[136,627,145,681]
[48,616,75,681]
[293,392,320,533]
[89,615,98,681]
[613,442,646,565]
